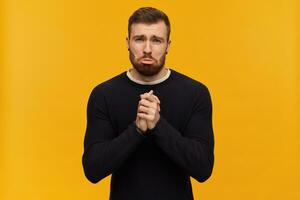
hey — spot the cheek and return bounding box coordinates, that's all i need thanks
[152,46,167,58]
[130,44,143,57]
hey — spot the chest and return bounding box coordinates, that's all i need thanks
[106,89,195,135]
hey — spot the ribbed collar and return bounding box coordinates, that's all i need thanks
[126,68,171,85]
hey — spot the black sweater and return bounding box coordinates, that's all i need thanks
[82,69,214,200]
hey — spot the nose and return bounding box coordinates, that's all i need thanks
[143,41,152,54]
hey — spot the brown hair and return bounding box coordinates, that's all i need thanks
[128,7,171,41]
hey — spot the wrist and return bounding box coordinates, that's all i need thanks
[135,125,146,135]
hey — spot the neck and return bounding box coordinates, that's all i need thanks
[129,67,168,82]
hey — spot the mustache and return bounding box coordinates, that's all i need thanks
[138,54,156,61]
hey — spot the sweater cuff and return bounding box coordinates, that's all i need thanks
[128,122,149,140]
[149,116,181,138]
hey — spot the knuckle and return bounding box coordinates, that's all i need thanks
[153,104,157,109]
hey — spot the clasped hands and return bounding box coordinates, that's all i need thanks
[135,90,161,134]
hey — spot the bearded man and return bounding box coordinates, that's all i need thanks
[82,7,215,200]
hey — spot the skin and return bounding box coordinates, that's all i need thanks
[135,90,161,133]
[126,21,171,81]
[126,21,170,134]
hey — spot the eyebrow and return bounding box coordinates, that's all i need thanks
[132,35,145,39]
[132,35,165,42]
[152,35,165,42]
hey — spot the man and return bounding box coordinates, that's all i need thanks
[82,7,214,200]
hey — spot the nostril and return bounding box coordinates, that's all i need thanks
[143,43,152,52]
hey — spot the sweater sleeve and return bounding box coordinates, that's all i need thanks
[151,85,214,183]
[82,86,146,184]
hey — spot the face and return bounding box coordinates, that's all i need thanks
[126,21,171,76]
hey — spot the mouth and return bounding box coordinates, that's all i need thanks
[140,58,155,65]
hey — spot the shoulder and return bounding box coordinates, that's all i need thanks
[88,71,126,99]
[170,69,211,95]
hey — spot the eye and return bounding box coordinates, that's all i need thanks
[134,38,144,42]
[152,38,162,44]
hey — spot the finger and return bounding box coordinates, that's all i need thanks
[139,99,157,110]
[149,90,160,103]
[135,116,140,128]
[137,113,154,121]
[139,97,160,113]
[148,94,157,103]
[138,103,157,115]
[141,90,153,98]
[153,95,160,104]
[139,98,152,107]
[140,91,155,101]
[138,105,155,115]
[141,93,160,104]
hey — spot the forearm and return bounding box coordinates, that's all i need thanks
[82,123,145,183]
[151,116,214,182]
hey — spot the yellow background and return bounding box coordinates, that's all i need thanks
[1,0,299,199]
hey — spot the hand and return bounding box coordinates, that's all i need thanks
[135,91,154,134]
[137,90,161,130]
[140,90,161,112]
[135,115,148,134]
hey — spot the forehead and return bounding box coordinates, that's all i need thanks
[130,21,168,38]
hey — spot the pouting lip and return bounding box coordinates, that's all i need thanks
[140,58,155,61]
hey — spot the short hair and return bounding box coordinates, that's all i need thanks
[128,7,171,41]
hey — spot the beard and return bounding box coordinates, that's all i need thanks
[129,50,166,77]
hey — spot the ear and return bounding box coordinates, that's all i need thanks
[165,40,171,54]
[126,37,129,50]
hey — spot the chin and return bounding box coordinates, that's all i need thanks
[134,64,164,76]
